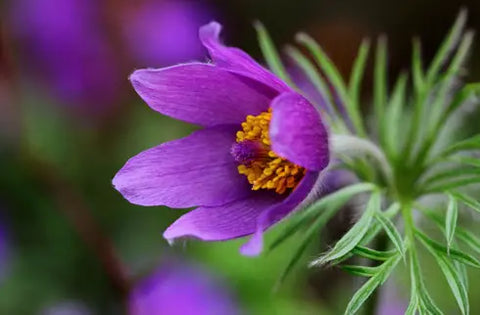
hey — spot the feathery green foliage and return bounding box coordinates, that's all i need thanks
[256,9,480,314]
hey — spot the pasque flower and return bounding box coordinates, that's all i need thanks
[113,22,330,255]
[9,0,119,113]
[129,263,238,315]
[122,0,214,67]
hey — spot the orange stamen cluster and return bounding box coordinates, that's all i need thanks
[235,109,305,194]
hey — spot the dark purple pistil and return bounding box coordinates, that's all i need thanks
[231,141,266,165]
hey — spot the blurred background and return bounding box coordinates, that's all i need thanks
[1,0,480,314]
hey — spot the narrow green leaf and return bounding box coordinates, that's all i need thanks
[405,295,419,315]
[408,237,445,315]
[446,195,459,251]
[449,156,480,168]
[341,265,378,277]
[443,83,480,121]
[422,167,480,186]
[452,191,480,214]
[352,246,396,261]
[254,22,293,85]
[457,228,480,255]
[417,205,480,255]
[269,183,375,251]
[348,39,370,137]
[426,9,467,83]
[438,135,480,158]
[412,38,425,93]
[374,36,388,146]
[418,290,444,315]
[310,192,380,266]
[420,232,469,314]
[275,208,333,286]
[375,211,405,258]
[284,45,337,118]
[295,33,348,99]
[296,33,367,136]
[384,73,408,159]
[416,229,480,268]
[361,203,401,245]
[423,175,480,193]
[344,255,401,315]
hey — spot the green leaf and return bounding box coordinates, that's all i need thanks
[442,83,480,121]
[340,265,378,277]
[344,254,401,315]
[348,39,370,137]
[375,211,405,258]
[269,183,375,251]
[420,231,469,314]
[426,9,467,83]
[417,205,480,255]
[254,22,293,85]
[439,135,480,158]
[412,38,425,93]
[284,45,337,119]
[449,156,480,168]
[374,36,388,146]
[361,202,401,246]
[445,195,458,251]
[416,229,480,268]
[384,73,408,159]
[423,175,480,193]
[418,290,444,315]
[422,167,480,185]
[296,33,366,136]
[457,228,480,255]
[352,246,396,261]
[275,209,331,287]
[405,295,419,315]
[310,192,380,266]
[451,191,480,214]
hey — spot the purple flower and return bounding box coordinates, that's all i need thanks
[376,284,407,315]
[0,216,10,282]
[129,263,238,315]
[113,22,330,255]
[9,0,120,113]
[122,0,213,67]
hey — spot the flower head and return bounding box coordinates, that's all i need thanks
[113,22,330,255]
[129,263,238,315]
[9,0,120,113]
[122,0,214,67]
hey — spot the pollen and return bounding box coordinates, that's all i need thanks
[234,109,306,194]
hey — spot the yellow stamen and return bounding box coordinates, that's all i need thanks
[236,109,306,194]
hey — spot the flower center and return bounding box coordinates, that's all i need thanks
[231,109,306,194]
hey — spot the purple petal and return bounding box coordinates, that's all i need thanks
[199,22,290,93]
[240,171,319,256]
[130,263,238,315]
[270,92,330,171]
[163,192,280,242]
[130,63,276,127]
[113,126,251,208]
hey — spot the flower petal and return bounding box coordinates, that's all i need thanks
[163,192,281,242]
[199,22,290,93]
[240,172,319,256]
[270,92,330,171]
[113,126,252,208]
[240,171,320,256]
[130,63,276,127]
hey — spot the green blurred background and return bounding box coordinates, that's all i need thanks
[1,0,480,314]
